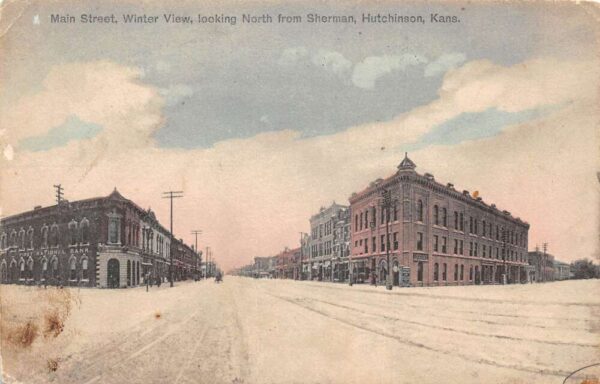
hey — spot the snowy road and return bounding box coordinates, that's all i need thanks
[2,278,599,383]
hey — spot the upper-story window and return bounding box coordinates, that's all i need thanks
[442,208,447,227]
[81,218,90,244]
[454,211,459,229]
[41,225,49,248]
[50,224,59,247]
[27,227,34,249]
[417,200,424,222]
[433,205,439,225]
[416,232,424,251]
[482,220,487,237]
[68,220,78,245]
[108,218,120,244]
[0,232,7,249]
[18,229,26,249]
[459,213,464,231]
[9,230,17,247]
[469,217,473,234]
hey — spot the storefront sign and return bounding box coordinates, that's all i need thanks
[413,253,428,262]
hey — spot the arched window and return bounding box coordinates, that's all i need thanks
[433,263,439,281]
[433,205,439,225]
[10,230,17,247]
[417,200,424,222]
[69,257,77,280]
[80,218,90,244]
[442,263,447,281]
[0,232,6,249]
[27,257,34,279]
[50,224,59,247]
[41,225,49,248]
[68,220,78,246]
[82,258,89,280]
[52,257,59,278]
[19,259,25,280]
[27,227,34,249]
[18,229,25,249]
[127,260,131,286]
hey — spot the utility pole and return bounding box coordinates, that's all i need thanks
[381,189,396,290]
[299,232,306,280]
[191,230,202,280]
[162,190,183,287]
[54,184,64,204]
[542,242,548,282]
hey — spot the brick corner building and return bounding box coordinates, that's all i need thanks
[349,154,530,287]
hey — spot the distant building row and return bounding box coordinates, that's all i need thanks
[233,154,572,286]
[0,189,202,288]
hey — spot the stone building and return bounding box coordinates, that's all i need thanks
[308,202,350,281]
[0,189,200,288]
[349,154,530,287]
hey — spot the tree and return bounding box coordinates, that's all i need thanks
[570,259,599,279]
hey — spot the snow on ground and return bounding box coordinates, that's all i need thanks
[1,278,599,384]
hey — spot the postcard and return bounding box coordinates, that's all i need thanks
[0,0,599,383]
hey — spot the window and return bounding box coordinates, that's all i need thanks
[460,265,464,280]
[459,213,464,231]
[372,237,376,253]
[459,240,464,255]
[417,200,424,222]
[496,225,499,240]
[483,245,487,258]
[474,243,478,257]
[454,264,458,281]
[469,241,473,256]
[371,207,377,227]
[417,262,423,282]
[70,258,76,280]
[434,205,439,225]
[469,266,473,280]
[360,213,363,230]
[474,219,478,235]
[364,240,368,254]
[442,263,447,281]
[81,218,90,244]
[442,237,447,254]
[27,228,34,249]
[453,239,458,254]
[416,232,423,251]
[469,217,473,234]
[364,211,368,229]
[354,215,358,232]
[381,235,385,251]
[82,258,89,280]
[393,204,397,221]
[381,207,385,225]
[109,218,120,244]
[442,208,447,227]
[433,235,439,252]
[393,232,399,250]
[50,225,59,247]
[18,229,25,249]
[434,263,439,281]
[454,211,459,229]
[482,220,487,237]
[68,220,78,245]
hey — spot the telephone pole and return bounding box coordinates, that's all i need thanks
[162,190,183,287]
[54,184,64,204]
[191,230,202,280]
[542,242,548,282]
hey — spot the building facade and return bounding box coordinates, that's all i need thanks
[349,154,530,287]
[308,203,350,281]
[0,189,200,288]
[527,250,555,282]
[553,260,571,281]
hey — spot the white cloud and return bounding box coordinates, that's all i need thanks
[424,53,466,77]
[352,54,428,89]
[277,47,309,66]
[159,84,194,107]
[310,49,352,78]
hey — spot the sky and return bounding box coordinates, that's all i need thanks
[0,0,598,271]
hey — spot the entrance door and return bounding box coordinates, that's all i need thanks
[107,259,120,288]
[393,262,400,286]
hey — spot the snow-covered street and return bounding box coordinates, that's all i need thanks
[1,278,599,384]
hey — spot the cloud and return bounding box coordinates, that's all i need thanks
[18,115,103,152]
[1,56,598,271]
[159,84,194,107]
[424,52,466,77]
[352,54,428,89]
[310,49,352,78]
[277,47,309,66]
